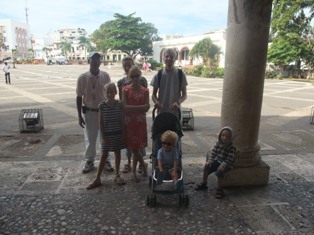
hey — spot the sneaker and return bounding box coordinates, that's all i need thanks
[82,161,94,173]
[104,160,114,172]
[194,183,208,191]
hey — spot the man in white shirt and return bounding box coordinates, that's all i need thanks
[2,62,11,84]
[76,52,114,173]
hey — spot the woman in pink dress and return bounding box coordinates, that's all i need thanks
[122,65,150,182]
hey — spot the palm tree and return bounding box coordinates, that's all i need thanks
[190,38,221,68]
[42,47,52,58]
[78,36,91,60]
[28,48,35,58]
[60,41,71,58]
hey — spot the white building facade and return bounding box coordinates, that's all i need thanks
[153,29,227,68]
[0,19,31,60]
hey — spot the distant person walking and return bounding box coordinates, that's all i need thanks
[2,62,11,84]
[76,52,114,174]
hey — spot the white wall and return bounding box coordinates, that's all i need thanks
[0,19,31,59]
[153,29,226,68]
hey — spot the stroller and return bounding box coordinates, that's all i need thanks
[146,109,189,207]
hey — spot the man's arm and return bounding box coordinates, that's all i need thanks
[76,96,85,128]
[152,87,162,109]
[177,85,187,105]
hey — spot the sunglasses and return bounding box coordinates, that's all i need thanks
[162,142,172,146]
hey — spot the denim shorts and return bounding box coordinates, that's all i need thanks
[204,160,230,177]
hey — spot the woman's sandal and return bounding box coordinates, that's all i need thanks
[122,164,131,174]
[86,179,101,190]
[114,174,126,185]
[215,189,225,199]
[141,163,148,177]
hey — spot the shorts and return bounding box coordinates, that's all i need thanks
[204,160,230,178]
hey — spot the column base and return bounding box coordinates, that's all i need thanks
[223,160,270,187]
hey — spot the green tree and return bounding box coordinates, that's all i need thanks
[78,36,92,59]
[60,41,71,57]
[28,48,35,58]
[189,38,221,68]
[91,13,161,58]
[268,0,314,73]
[42,47,52,58]
[0,33,5,52]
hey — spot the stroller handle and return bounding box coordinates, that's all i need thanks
[152,107,181,121]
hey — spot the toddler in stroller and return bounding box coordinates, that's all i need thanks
[147,111,189,207]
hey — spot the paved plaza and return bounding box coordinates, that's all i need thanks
[0,64,313,234]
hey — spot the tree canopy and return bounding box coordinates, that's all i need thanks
[267,0,314,69]
[189,38,221,68]
[60,41,71,57]
[91,13,161,58]
[0,33,6,52]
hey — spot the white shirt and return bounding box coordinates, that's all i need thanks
[2,64,10,74]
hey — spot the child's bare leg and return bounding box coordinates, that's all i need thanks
[202,171,209,185]
[132,153,138,181]
[172,172,178,186]
[114,150,121,176]
[136,150,147,177]
[96,151,108,180]
[86,151,108,189]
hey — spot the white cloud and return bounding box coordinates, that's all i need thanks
[0,0,228,37]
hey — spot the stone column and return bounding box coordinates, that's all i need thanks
[221,0,273,186]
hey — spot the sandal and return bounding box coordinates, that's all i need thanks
[215,189,225,199]
[86,179,101,190]
[122,164,131,174]
[114,174,126,185]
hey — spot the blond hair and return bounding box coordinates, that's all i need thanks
[104,82,117,94]
[161,130,178,146]
[128,65,142,78]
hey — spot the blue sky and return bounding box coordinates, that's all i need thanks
[0,0,229,37]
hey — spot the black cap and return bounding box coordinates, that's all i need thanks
[90,52,101,58]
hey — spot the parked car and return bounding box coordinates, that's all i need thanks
[46,57,56,65]
[55,56,69,65]
[47,56,68,65]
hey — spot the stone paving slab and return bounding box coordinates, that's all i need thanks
[0,154,314,234]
